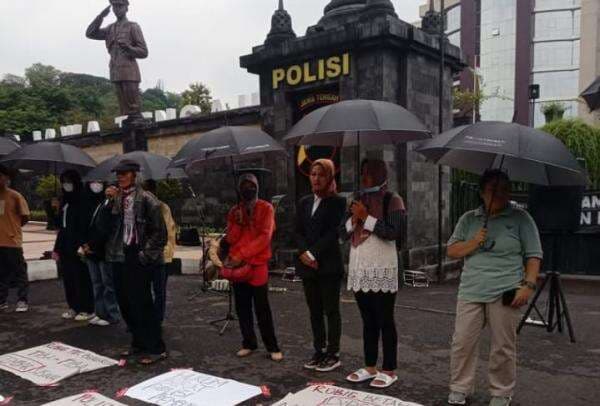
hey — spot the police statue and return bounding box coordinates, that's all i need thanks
[86,0,148,120]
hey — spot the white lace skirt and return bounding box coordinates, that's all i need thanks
[348,235,399,293]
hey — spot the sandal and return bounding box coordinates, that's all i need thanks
[120,347,142,358]
[236,348,254,358]
[370,372,398,388]
[138,352,168,365]
[346,368,378,383]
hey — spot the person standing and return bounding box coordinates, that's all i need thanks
[105,160,167,365]
[343,159,405,389]
[143,179,177,324]
[295,159,346,372]
[0,164,30,313]
[446,170,542,406]
[53,170,95,321]
[225,173,283,362]
[82,179,120,326]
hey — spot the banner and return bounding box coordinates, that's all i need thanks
[0,342,118,386]
[126,370,262,406]
[42,393,126,406]
[272,385,424,406]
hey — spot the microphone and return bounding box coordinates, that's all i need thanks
[188,185,197,199]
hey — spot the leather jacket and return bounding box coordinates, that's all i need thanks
[105,186,167,264]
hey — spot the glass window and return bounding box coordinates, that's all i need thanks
[445,5,461,33]
[534,41,579,69]
[535,0,580,10]
[532,70,580,99]
[448,31,461,47]
[535,10,580,39]
[532,99,580,127]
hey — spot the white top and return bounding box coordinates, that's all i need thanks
[347,219,399,293]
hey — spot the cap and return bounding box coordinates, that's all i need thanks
[112,159,140,173]
[110,0,130,6]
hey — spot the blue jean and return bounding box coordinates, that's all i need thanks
[86,259,120,323]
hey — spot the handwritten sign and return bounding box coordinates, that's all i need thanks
[0,342,118,386]
[272,385,424,406]
[126,370,262,406]
[42,393,126,406]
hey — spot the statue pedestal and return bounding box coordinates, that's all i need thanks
[122,116,151,152]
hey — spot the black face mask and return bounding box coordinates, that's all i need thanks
[240,187,257,202]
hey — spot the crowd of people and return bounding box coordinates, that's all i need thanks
[0,157,542,406]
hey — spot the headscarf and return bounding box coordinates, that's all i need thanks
[59,170,83,205]
[352,159,406,247]
[238,172,259,217]
[311,159,337,198]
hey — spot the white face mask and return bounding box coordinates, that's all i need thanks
[62,183,74,193]
[90,182,103,194]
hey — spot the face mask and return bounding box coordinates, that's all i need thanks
[358,181,387,197]
[240,188,257,202]
[62,183,74,193]
[90,182,103,194]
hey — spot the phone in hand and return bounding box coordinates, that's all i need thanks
[502,288,518,306]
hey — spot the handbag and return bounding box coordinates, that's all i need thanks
[220,262,253,283]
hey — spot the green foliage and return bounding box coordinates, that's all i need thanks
[542,119,600,187]
[452,87,487,114]
[29,210,48,222]
[156,179,183,203]
[35,175,59,200]
[542,102,566,123]
[181,82,212,113]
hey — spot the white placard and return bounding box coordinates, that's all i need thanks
[126,370,261,406]
[272,385,424,406]
[0,342,118,386]
[42,392,126,406]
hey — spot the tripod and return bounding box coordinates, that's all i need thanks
[186,187,212,300]
[517,232,576,343]
[209,284,236,335]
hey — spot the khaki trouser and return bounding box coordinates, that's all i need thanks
[449,298,521,397]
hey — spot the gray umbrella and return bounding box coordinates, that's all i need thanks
[169,126,286,170]
[0,141,96,174]
[283,99,431,147]
[581,76,600,111]
[0,137,20,157]
[84,151,186,182]
[415,121,588,186]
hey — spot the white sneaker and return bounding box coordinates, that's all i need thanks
[62,309,77,319]
[448,391,467,405]
[74,312,95,321]
[90,318,110,326]
[15,301,29,312]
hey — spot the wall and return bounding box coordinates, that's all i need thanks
[578,0,600,125]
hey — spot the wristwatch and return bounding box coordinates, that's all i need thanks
[521,281,537,291]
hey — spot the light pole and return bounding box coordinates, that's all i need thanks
[437,0,446,282]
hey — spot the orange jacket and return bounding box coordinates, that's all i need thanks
[226,199,275,271]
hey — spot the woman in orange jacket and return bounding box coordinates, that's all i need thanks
[225,173,283,361]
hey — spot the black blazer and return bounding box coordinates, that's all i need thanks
[295,194,346,279]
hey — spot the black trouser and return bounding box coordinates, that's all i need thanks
[0,247,28,304]
[60,254,94,314]
[302,276,342,356]
[355,291,398,371]
[112,247,166,355]
[233,282,280,353]
[152,264,168,323]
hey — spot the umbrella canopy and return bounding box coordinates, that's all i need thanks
[169,126,286,170]
[84,151,186,182]
[0,137,20,156]
[581,76,600,111]
[283,99,431,147]
[416,121,588,186]
[0,141,96,174]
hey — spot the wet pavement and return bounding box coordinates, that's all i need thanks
[0,275,599,405]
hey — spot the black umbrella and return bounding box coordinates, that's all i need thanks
[0,137,20,157]
[0,141,96,174]
[283,99,430,147]
[84,151,186,182]
[581,76,600,111]
[169,126,286,170]
[415,121,588,186]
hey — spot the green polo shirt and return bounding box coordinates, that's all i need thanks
[448,205,543,303]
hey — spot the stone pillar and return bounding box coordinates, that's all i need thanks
[579,0,600,125]
[121,118,149,152]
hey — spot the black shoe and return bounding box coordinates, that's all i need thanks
[315,354,341,372]
[303,352,324,370]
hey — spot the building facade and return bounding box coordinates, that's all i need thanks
[421,0,600,127]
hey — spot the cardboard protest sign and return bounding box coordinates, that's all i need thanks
[0,342,118,386]
[42,392,126,406]
[126,369,262,406]
[271,385,424,406]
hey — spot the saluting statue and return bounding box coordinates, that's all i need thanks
[86,0,148,119]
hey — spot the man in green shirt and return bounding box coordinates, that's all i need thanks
[446,170,543,406]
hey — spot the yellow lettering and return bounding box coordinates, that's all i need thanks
[318,59,326,80]
[342,53,350,75]
[326,56,342,78]
[304,62,317,83]
[286,65,303,86]
[272,68,285,89]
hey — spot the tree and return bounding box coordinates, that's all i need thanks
[181,82,212,113]
[25,63,61,88]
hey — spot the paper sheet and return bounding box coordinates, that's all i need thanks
[42,392,126,406]
[271,385,424,406]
